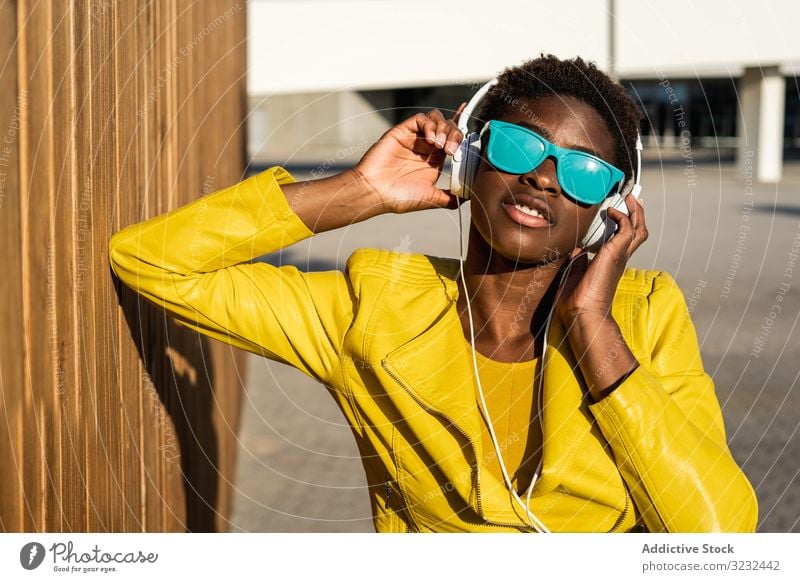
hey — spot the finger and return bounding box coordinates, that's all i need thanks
[416,109,464,153]
[624,194,649,249]
[424,110,448,144]
[452,101,467,125]
[418,110,446,149]
[569,246,585,261]
[605,205,636,250]
[434,118,453,150]
[625,193,643,223]
[433,116,464,154]
[417,188,459,210]
[427,188,461,211]
[424,108,463,152]
[444,122,464,155]
[424,114,440,145]
[411,112,439,145]
[427,108,446,141]
[427,108,446,121]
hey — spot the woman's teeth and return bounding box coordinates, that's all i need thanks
[514,203,546,220]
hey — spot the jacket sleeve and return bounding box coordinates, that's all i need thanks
[108,165,353,384]
[587,271,759,533]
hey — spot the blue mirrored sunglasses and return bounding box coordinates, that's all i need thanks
[479,120,625,205]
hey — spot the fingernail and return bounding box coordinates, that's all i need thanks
[638,196,644,206]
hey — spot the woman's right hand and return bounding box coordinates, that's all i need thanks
[353,103,467,214]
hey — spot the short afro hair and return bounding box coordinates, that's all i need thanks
[474,53,642,188]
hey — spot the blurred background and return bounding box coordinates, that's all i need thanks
[233,0,800,533]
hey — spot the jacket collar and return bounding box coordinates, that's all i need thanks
[380,256,596,523]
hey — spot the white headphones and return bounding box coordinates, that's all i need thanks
[449,77,643,254]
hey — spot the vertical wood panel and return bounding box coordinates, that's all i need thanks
[113,0,145,533]
[72,0,92,531]
[139,0,161,532]
[51,0,75,532]
[0,0,247,532]
[0,0,25,533]
[91,0,114,531]
[18,0,57,533]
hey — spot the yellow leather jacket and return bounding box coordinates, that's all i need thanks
[109,166,759,533]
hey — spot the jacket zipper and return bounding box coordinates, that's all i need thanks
[382,359,536,531]
[608,475,633,532]
[384,474,414,532]
[384,479,393,509]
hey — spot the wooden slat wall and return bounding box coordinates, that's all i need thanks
[0,0,248,532]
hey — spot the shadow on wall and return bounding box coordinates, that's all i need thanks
[113,277,220,532]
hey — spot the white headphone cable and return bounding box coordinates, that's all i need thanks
[455,194,575,533]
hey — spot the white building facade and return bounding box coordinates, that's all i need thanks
[248,0,799,182]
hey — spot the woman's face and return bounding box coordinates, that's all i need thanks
[469,95,619,266]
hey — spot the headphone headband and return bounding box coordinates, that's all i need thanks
[456,78,498,134]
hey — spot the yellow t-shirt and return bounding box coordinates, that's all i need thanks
[473,349,542,497]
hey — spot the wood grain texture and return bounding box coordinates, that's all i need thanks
[0,0,26,534]
[0,0,248,532]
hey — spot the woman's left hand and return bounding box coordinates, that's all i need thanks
[554,194,648,325]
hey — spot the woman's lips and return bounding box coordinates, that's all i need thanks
[503,202,553,229]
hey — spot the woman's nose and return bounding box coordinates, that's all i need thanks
[521,157,560,195]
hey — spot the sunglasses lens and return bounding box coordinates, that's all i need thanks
[484,121,621,205]
[559,153,614,204]
[487,123,545,174]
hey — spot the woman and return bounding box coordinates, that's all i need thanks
[109,54,758,533]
